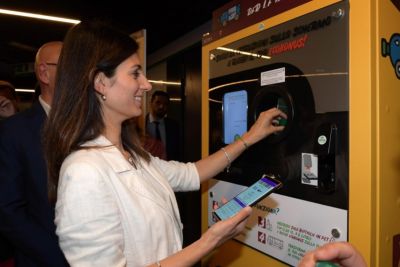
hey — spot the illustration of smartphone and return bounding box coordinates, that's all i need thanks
[212,175,283,221]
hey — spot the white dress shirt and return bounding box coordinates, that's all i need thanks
[38,95,51,116]
[55,135,200,266]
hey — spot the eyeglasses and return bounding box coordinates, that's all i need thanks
[46,62,57,66]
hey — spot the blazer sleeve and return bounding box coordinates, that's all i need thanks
[150,156,200,192]
[0,120,68,266]
[56,159,126,267]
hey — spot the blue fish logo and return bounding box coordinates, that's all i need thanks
[382,33,400,79]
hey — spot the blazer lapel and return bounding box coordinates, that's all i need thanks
[84,135,183,241]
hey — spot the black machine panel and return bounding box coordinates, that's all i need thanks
[208,1,349,210]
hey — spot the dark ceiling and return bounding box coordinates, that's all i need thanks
[0,0,231,83]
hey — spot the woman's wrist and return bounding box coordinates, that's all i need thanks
[237,135,249,150]
[240,133,253,147]
[199,229,220,253]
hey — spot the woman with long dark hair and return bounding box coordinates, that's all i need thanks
[44,20,286,267]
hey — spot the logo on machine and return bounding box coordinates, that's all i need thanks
[219,4,241,27]
[381,33,400,79]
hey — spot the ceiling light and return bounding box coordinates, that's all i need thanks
[148,80,181,86]
[0,8,80,24]
[15,88,35,93]
[216,46,271,59]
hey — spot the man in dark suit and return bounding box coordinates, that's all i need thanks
[145,90,181,161]
[0,41,68,267]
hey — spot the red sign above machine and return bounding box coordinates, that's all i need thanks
[203,0,312,45]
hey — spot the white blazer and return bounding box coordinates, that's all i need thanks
[55,136,200,267]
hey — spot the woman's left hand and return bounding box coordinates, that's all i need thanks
[242,107,287,146]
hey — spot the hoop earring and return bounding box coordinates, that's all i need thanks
[101,94,106,101]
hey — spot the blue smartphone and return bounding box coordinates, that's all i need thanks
[212,175,283,221]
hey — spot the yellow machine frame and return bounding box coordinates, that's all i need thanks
[201,0,400,266]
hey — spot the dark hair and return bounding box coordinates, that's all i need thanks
[44,20,150,201]
[0,81,19,112]
[150,90,170,102]
[0,81,17,100]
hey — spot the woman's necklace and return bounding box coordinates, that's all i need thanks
[120,148,136,168]
[127,155,135,166]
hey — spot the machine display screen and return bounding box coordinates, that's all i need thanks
[223,90,248,144]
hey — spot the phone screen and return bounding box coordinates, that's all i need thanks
[223,90,248,144]
[213,175,282,221]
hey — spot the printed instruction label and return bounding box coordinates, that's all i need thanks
[261,67,285,86]
[208,180,348,266]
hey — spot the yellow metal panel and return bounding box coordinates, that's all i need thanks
[348,0,374,265]
[376,0,400,266]
[350,0,400,266]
